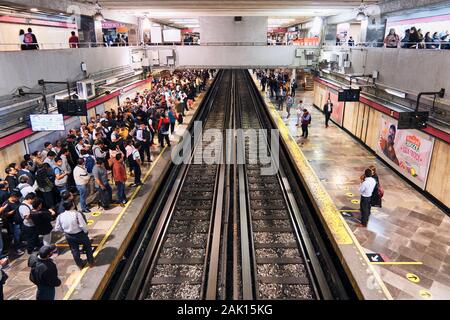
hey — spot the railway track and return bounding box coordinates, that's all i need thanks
[236,70,324,299]
[106,69,349,300]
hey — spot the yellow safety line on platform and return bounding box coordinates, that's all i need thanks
[251,73,393,300]
[370,262,423,265]
[338,209,361,212]
[63,147,167,300]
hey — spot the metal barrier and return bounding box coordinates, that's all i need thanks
[0,41,322,51]
[327,41,449,50]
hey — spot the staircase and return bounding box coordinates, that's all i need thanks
[304,73,314,91]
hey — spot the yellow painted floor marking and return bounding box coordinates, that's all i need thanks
[370,262,423,265]
[345,192,354,197]
[406,273,420,283]
[63,147,167,300]
[351,199,360,204]
[55,243,101,247]
[91,212,101,217]
[87,220,94,226]
[419,289,432,299]
[338,209,360,212]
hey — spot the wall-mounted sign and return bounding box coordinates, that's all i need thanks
[377,114,434,189]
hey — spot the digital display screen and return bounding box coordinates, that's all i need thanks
[30,114,65,131]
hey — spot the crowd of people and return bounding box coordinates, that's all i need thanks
[16,28,130,50]
[384,27,450,49]
[0,68,213,300]
[335,27,450,49]
[255,68,383,229]
[255,69,313,138]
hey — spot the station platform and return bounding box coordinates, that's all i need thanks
[1,88,209,300]
[252,75,450,300]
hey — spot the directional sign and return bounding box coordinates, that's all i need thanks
[419,289,432,299]
[406,273,420,283]
[367,253,385,263]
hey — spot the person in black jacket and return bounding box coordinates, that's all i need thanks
[28,245,61,300]
[323,98,333,128]
[31,198,56,246]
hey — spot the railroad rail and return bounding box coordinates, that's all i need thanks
[105,70,351,300]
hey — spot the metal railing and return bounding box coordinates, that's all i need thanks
[0,40,323,52]
[0,42,142,51]
[328,41,450,50]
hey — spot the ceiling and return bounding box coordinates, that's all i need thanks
[88,0,380,28]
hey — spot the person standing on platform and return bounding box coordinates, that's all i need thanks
[290,80,297,97]
[296,100,304,126]
[126,140,143,187]
[92,159,112,210]
[359,168,377,227]
[54,201,94,269]
[277,88,285,111]
[28,245,61,300]
[369,165,383,208]
[323,98,333,128]
[300,109,312,138]
[0,257,9,300]
[19,192,40,254]
[73,158,91,213]
[285,94,294,118]
[109,152,127,206]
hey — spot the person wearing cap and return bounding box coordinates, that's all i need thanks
[28,245,61,300]
[54,200,94,269]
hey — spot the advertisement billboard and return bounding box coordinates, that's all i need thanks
[377,114,434,189]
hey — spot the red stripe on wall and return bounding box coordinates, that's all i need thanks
[315,77,450,144]
[0,128,33,149]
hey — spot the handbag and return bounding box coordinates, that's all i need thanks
[378,185,384,198]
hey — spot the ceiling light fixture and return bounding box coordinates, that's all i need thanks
[30,8,38,12]
[356,0,367,21]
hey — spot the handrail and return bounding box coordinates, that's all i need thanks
[327,41,449,49]
[0,41,322,52]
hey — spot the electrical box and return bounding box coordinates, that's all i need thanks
[76,80,96,100]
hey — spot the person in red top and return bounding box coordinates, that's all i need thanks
[69,31,79,48]
[108,151,127,206]
[157,113,171,148]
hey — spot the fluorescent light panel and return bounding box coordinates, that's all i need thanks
[385,88,406,98]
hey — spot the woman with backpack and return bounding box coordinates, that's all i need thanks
[35,164,55,210]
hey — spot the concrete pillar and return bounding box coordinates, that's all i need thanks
[199,16,267,45]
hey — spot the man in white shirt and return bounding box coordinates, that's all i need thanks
[17,175,36,198]
[54,200,94,268]
[359,169,377,227]
[73,158,91,213]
